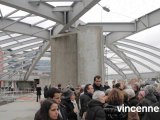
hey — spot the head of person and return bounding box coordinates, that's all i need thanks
[124,89,135,100]
[144,85,156,95]
[138,91,145,101]
[112,80,116,84]
[94,75,102,86]
[105,81,109,86]
[84,84,94,94]
[115,83,123,90]
[62,88,75,100]
[57,84,61,89]
[47,87,62,105]
[132,83,140,93]
[40,99,59,120]
[92,91,106,103]
[107,88,124,106]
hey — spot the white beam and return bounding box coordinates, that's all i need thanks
[0,31,13,37]
[24,41,50,80]
[52,6,72,12]
[122,39,160,52]
[104,56,126,79]
[106,8,160,44]
[117,48,160,68]
[0,0,64,24]
[0,61,31,79]
[2,13,32,30]
[0,19,49,39]
[2,57,33,70]
[3,42,43,57]
[87,22,135,32]
[31,19,47,26]
[128,57,156,72]
[2,38,43,51]
[60,0,101,32]
[108,44,141,79]
[115,42,160,59]
[3,9,19,18]
[108,72,160,80]
[0,50,38,64]
[0,35,32,45]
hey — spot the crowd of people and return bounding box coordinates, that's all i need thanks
[34,75,160,120]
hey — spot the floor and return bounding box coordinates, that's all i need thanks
[0,93,40,120]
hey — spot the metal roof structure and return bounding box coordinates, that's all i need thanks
[0,0,160,81]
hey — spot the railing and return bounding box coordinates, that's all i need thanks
[0,88,35,105]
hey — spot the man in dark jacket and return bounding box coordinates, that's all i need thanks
[86,91,106,120]
[36,85,41,102]
[80,84,94,118]
[93,75,104,91]
[43,85,48,98]
[142,100,160,120]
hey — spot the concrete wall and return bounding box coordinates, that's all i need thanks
[51,26,104,87]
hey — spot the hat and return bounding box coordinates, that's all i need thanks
[62,89,74,99]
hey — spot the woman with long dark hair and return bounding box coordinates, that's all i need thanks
[34,99,63,120]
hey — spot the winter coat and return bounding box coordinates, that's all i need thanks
[104,104,127,120]
[142,101,160,120]
[59,104,68,120]
[93,84,104,91]
[129,97,139,107]
[36,87,41,95]
[138,93,158,119]
[86,100,106,120]
[145,93,158,104]
[80,93,92,117]
[61,98,77,120]
[43,86,48,98]
[104,85,110,91]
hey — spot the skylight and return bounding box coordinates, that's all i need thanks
[47,2,73,7]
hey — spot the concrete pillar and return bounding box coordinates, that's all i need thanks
[51,34,78,87]
[51,26,104,87]
[77,26,104,85]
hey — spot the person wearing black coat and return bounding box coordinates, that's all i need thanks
[142,100,160,120]
[61,89,78,120]
[80,84,94,117]
[36,85,42,102]
[93,75,104,91]
[104,88,127,120]
[44,85,48,98]
[86,91,106,120]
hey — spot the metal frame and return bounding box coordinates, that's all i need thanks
[117,48,160,68]
[115,42,160,59]
[104,56,127,79]
[0,0,64,24]
[127,57,156,72]
[0,1,160,80]
[107,44,141,79]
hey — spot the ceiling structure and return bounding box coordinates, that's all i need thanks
[0,0,160,81]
